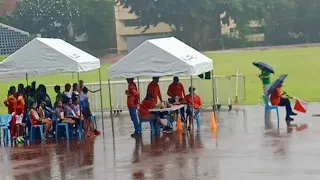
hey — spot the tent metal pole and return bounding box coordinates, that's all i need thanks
[77,73,80,83]
[108,79,115,139]
[137,77,140,104]
[191,76,194,129]
[99,68,105,134]
[76,72,83,140]
[26,74,29,85]
[211,70,216,111]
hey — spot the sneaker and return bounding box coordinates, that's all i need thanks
[289,112,297,116]
[286,116,294,121]
[163,128,172,134]
[131,132,142,138]
[16,137,23,143]
[94,129,101,135]
[20,136,25,141]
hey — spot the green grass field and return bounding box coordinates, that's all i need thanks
[1,47,320,113]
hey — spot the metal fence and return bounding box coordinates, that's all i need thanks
[46,74,246,112]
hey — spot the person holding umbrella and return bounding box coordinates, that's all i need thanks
[253,61,274,95]
[269,75,297,127]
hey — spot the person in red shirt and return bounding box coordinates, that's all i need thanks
[184,86,202,130]
[3,86,16,114]
[167,76,186,120]
[125,78,141,137]
[139,94,168,133]
[270,84,297,127]
[146,77,163,104]
[167,77,185,100]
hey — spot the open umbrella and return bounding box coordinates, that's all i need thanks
[267,74,287,95]
[253,61,275,74]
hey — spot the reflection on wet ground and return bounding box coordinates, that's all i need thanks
[0,104,320,180]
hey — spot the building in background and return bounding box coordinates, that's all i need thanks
[114,6,173,53]
[114,5,264,54]
[0,0,17,16]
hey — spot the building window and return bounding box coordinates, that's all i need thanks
[124,19,141,27]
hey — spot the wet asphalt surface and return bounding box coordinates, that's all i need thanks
[0,104,320,180]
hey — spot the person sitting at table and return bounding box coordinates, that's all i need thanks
[270,84,297,127]
[139,94,171,134]
[147,77,163,104]
[184,86,202,130]
[167,76,186,120]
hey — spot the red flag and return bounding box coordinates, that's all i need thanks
[294,98,308,113]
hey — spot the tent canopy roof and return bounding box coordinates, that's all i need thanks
[108,37,213,79]
[0,38,100,82]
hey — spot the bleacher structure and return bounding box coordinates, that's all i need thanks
[0,22,32,55]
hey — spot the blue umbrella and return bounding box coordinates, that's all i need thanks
[253,61,275,74]
[267,74,288,95]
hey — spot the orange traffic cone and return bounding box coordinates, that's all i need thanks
[210,112,217,129]
[211,128,217,140]
[176,115,183,131]
[176,131,183,145]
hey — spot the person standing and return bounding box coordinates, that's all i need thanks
[125,78,141,137]
[259,67,271,95]
[184,86,202,130]
[146,77,163,104]
[78,80,101,95]
[167,76,186,120]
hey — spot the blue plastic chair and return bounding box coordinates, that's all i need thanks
[91,114,97,129]
[52,113,70,139]
[262,95,280,128]
[0,114,11,144]
[28,114,44,140]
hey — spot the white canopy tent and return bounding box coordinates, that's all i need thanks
[108,37,213,78]
[0,38,100,81]
[107,37,216,129]
[0,38,104,130]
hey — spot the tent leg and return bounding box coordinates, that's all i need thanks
[99,68,105,135]
[77,72,83,139]
[77,73,80,84]
[190,76,194,130]
[108,79,115,139]
[137,77,141,104]
[26,74,29,85]
[211,70,217,111]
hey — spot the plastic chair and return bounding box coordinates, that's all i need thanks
[262,95,280,128]
[52,113,70,139]
[0,114,11,144]
[91,114,97,129]
[28,115,44,140]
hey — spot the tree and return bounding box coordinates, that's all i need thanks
[72,0,115,50]
[0,0,115,50]
[117,0,293,48]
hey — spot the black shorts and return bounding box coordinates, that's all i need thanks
[82,107,92,118]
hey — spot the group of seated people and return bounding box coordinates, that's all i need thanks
[127,76,202,137]
[2,80,100,142]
